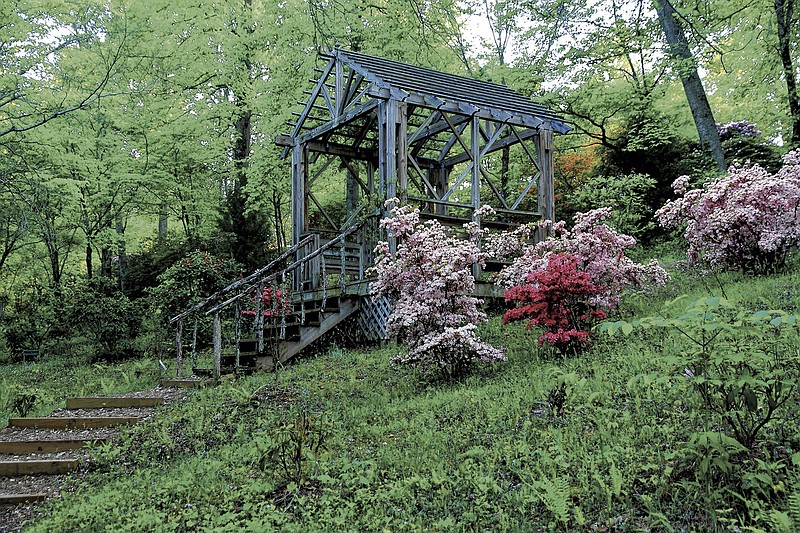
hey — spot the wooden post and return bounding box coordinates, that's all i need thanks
[535,123,555,235]
[397,101,408,203]
[378,99,399,253]
[213,312,221,380]
[175,319,183,377]
[292,143,307,291]
[234,300,241,369]
[191,318,198,370]
[470,115,481,280]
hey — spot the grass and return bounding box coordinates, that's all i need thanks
[6,261,800,531]
[0,356,162,427]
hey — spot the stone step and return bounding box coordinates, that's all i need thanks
[159,378,208,389]
[0,493,48,504]
[0,439,107,454]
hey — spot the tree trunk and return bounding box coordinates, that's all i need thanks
[86,242,93,280]
[775,0,800,145]
[158,206,167,245]
[653,0,726,173]
[116,219,128,292]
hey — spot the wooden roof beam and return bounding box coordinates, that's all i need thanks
[442,126,538,167]
[297,99,380,145]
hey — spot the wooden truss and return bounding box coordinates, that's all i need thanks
[276,48,570,277]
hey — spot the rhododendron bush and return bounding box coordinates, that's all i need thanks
[503,253,607,352]
[656,150,800,273]
[493,208,669,308]
[369,201,505,377]
[494,208,668,352]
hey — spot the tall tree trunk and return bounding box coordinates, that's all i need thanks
[116,219,128,292]
[653,0,726,173]
[86,242,93,280]
[775,0,800,145]
[158,205,168,245]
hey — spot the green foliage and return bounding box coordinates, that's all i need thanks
[252,410,330,487]
[603,296,800,450]
[0,283,57,359]
[62,278,142,360]
[569,172,656,239]
[147,250,241,324]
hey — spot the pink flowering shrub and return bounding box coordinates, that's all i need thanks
[241,286,292,318]
[503,253,607,353]
[369,201,505,378]
[656,151,800,273]
[493,208,669,309]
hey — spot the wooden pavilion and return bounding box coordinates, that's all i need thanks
[170,48,569,377]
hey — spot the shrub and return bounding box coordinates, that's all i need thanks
[494,208,669,309]
[603,296,800,450]
[503,253,607,353]
[568,172,656,240]
[717,120,782,173]
[148,250,242,324]
[63,278,142,360]
[0,283,57,360]
[369,201,505,378]
[241,286,292,319]
[656,151,800,273]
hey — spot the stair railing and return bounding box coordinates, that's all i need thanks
[168,219,371,379]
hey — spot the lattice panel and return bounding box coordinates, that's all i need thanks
[356,295,391,342]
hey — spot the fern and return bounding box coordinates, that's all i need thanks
[767,491,800,533]
[533,475,571,525]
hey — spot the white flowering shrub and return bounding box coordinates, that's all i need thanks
[369,201,505,378]
[656,150,800,273]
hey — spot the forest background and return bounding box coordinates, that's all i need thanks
[0,0,795,361]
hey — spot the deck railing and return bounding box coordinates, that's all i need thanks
[168,220,372,379]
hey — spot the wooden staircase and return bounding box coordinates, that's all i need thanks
[211,295,360,374]
[0,394,170,509]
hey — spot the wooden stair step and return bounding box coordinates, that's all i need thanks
[0,493,49,504]
[0,459,80,476]
[159,378,208,389]
[0,439,107,454]
[7,417,141,429]
[66,397,164,409]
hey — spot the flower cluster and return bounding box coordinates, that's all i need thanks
[369,202,505,377]
[496,208,669,308]
[503,253,607,353]
[241,286,292,318]
[717,120,762,142]
[656,150,800,273]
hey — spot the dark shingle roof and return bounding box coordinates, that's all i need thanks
[328,48,570,133]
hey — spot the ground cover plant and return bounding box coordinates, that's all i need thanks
[0,355,161,428]
[16,260,800,532]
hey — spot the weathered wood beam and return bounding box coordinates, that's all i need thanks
[292,143,307,250]
[308,153,336,187]
[296,99,380,145]
[308,191,339,231]
[305,140,377,161]
[442,126,537,167]
[407,155,439,197]
[510,172,540,211]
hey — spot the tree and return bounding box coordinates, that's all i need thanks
[653,0,726,172]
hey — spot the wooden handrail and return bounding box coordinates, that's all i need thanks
[169,234,315,324]
[203,222,365,316]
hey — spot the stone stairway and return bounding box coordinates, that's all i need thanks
[0,382,196,530]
